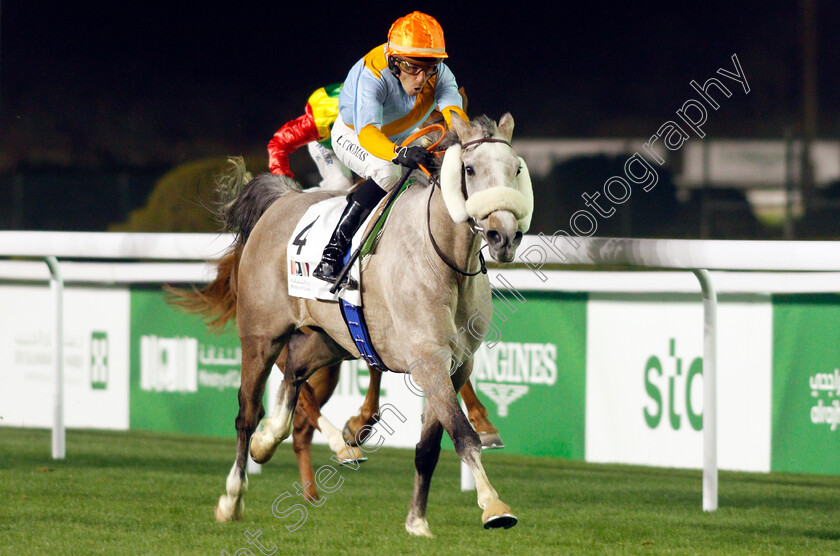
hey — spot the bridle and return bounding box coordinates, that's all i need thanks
[426,183,487,277]
[425,136,514,277]
[459,137,512,151]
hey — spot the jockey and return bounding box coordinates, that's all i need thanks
[267,83,353,191]
[312,11,468,287]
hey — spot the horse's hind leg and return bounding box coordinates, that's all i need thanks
[305,363,351,457]
[306,364,367,464]
[216,332,286,522]
[460,381,504,449]
[251,329,347,464]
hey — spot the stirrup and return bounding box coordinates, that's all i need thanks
[313,261,358,290]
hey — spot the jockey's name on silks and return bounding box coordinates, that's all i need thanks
[332,134,368,162]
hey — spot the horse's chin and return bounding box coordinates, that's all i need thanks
[482,211,522,264]
[488,248,516,264]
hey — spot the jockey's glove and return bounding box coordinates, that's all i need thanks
[393,145,433,170]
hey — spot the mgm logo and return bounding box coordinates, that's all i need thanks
[472,342,557,417]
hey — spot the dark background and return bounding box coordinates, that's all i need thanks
[1,1,837,233]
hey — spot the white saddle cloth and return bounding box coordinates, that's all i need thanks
[286,196,379,306]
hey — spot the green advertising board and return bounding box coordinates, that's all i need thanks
[772,294,840,475]
[468,291,588,460]
[130,288,242,437]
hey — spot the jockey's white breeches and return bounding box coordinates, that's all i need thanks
[330,114,408,192]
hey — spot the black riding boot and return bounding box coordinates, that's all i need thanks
[312,179,385,288]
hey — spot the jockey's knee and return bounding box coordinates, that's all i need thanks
[368,163,404,192]
[321,175,354,191]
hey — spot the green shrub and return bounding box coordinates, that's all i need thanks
[110,155,266,232]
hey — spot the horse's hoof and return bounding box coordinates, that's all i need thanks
[249,432,279,464]
[342,421,358,446]
[335,445,368,465]
[405,516,434,538]
[479,431,505,450]
[215,496,244,522]
[482,500,517,530]
[342,420,373,446]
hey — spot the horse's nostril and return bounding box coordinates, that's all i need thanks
[512,232,523,248]
[487,230,503,246]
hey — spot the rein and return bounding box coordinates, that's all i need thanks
[419,130,512,278]
[426,184,487,277]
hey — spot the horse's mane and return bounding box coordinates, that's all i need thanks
[421,115,497,181]
[436,115,498,151]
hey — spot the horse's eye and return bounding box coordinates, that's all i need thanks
[516,166,522,176]
[465,166,475,176]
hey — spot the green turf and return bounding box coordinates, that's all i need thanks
[2,427,840,555]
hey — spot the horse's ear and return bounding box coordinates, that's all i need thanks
[449,112,470,140]
[498,113,514,142]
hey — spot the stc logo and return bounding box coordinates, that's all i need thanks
[643,338,703,431]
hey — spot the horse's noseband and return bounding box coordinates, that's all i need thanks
[426,135,514,277]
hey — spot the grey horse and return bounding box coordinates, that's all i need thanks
[179,113,533,537]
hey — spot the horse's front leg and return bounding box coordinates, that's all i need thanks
[216,333,285,522]
[251,330,347,464]
[342,367,382,446]
[405,401,444,537]
[407,349,517,533]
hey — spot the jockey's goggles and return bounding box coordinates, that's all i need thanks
[395,58,440,76]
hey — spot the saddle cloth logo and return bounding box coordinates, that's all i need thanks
[286,195,377,305]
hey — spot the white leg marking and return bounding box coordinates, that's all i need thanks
[468,460,499,509]
[250,392,294,461]
[215,463,247,522]
[405,515,434,538]
[317,415,347,454]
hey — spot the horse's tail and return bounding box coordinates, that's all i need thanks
[166,244,242,332]
[216,156,302,246]
[167,157,302,331]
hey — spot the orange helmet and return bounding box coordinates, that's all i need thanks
[386,12,448,59]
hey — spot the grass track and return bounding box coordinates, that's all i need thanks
[2,427,840,555]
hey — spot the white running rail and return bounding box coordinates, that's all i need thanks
[4,231,840,512]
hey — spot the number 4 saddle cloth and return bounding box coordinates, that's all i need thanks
[286,180,412,306]
[287,195,365,305]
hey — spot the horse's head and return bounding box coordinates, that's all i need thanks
[439,114,533,263]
